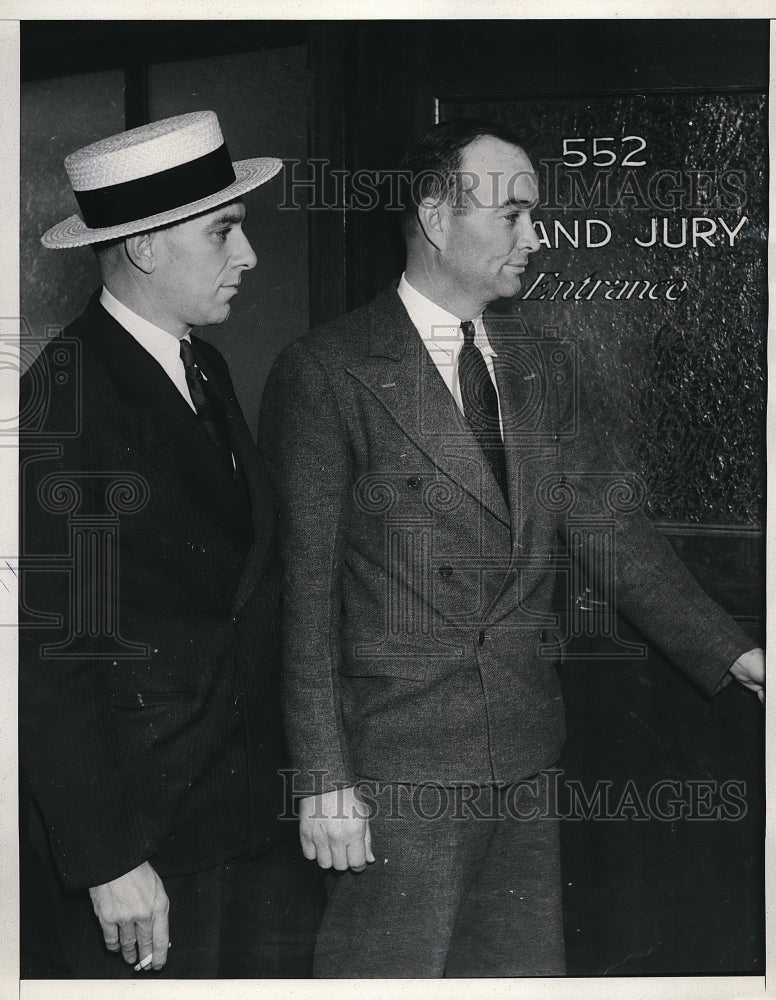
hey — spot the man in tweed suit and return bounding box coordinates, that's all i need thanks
[258,118,764,977]
[20,111,322,978]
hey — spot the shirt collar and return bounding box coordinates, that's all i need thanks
[100,286,191,358]
[398,274,496,360]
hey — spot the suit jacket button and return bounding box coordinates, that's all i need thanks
[438,566,453,578]
[407,476,421,489]
[478,630,486,646]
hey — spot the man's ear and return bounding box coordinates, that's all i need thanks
[416,197,449,251]
[123,232,156,273]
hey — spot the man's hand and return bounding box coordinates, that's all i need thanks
[299,786,376,873]
[89,861,170,971]
[730,647,765,704]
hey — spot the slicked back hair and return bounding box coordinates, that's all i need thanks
[399,118,526,238]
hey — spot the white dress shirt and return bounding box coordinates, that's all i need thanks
[100,287,196,412]
[397,273,504,433]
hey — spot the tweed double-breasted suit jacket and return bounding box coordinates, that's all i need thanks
[20,293,288,889]
[259,286,753,795]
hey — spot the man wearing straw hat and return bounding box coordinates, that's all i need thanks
[19,111,322,978]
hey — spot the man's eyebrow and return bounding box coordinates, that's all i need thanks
[207,208,246,227]
[499,195,540,211]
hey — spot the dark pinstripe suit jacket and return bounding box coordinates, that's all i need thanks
[20,293,287,889]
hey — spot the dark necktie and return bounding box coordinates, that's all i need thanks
[179,338,234,472]
[457,320,509,503]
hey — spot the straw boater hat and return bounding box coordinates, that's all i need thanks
[41,110,283,250]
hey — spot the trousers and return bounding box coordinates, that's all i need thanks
[313,776,566,977]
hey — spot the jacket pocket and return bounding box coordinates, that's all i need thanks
[339,645,430,681]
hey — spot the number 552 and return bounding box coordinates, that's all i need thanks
[562,136,647,168]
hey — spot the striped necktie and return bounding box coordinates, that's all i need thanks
[457,320,509,503]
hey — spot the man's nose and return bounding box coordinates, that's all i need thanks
[233,229,258,271]
[521,216,541,254]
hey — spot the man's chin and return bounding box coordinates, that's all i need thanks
[204,306,232,327]
[498,275,522,299]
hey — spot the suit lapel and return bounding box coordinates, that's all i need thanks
[346,289,511,528]
[77,297,252,554]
